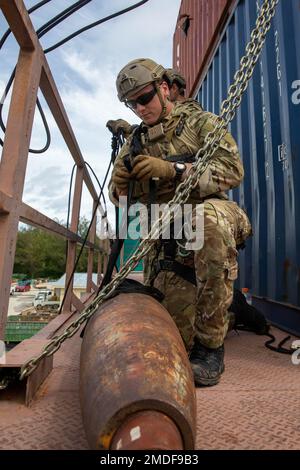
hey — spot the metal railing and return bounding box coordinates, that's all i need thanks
[0,0,110,340]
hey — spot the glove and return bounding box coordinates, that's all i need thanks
[131,155,176,182]
[111,158,131,191]
[106,119,133,138]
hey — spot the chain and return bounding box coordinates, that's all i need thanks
[20,0,279,381]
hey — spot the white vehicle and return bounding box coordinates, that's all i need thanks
[33,291,59,310]
[36,290,52,299]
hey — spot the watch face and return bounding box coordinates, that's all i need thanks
[175,163,186,172]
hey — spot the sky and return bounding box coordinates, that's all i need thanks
[0,0,182,231]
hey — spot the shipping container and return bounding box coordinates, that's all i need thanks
[173,0,300,334]
[173,0,237,97]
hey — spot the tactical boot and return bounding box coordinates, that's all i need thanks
[189,339,225,387]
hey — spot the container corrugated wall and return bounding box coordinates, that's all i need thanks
[173,0,237,97]
[175,0,300,333]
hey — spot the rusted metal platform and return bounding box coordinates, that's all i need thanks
[0,326,299,450]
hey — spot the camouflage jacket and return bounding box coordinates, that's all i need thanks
[108,100,244,206]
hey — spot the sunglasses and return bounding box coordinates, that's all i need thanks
[126,87,157,110]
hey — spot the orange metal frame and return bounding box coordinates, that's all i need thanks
[0,0,110,341]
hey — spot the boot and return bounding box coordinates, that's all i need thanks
[189,338,225,387]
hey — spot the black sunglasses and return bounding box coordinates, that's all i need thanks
[126,87,157,110]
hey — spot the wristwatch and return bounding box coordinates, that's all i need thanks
[173,162,187,180]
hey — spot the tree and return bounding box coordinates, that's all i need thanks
[14,226,66,279]
[13,216,99,279]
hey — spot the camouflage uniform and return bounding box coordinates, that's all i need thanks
[109,100,251,351]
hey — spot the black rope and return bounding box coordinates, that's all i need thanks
[65,163,77,262]
[0,0,92,153]
[111,131,125,240]
[57,156,113,316]
[0,0,150,154]
[0,0,52,50]
[84,161,107,217]
[98,127,141,292]
[0,72,51,153]
[231,288,296,355]
[236,325,295,355]
[0,70,14,135]
[44,0,150,54]
[36,0,92,38]
[99,181,134,291]
[0,1,53,152]
[66,164,77,231]
[0,0,150,312]
[264,333,294,355]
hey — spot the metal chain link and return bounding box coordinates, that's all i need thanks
[20,0,279,381]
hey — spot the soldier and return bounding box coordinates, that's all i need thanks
[164,68,186,102]
[108,58,251,386]
[106,68,187,136]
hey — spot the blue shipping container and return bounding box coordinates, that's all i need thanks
[194,0,300,334]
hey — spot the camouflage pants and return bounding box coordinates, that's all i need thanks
[144,198,252,351]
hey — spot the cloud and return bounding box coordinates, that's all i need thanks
[25,165,69,197]
[62,50,102,86]
[23,163,71,219]
[60,50,134,134]
[66,0,180,66]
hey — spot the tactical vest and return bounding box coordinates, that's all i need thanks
[126,100,207,204]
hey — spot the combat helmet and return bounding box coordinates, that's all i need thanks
[116,58,170,122]
[164,68,186,94]
[116,58,165,102]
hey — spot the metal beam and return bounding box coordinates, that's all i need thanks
[0,0,37,50]
[0,0,108,340]
[0,48,42,339]
[71,293,84,314]
[87,200,97,292]
[0,190,13,214]
[19,201,102,251]
[64,166,83,313]
[40,60,102,206]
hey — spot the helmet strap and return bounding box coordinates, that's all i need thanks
[155,82,167,122]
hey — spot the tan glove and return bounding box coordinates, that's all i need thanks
[106,119,133,139]
[111,158,131,192]
[131,155,176,182]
